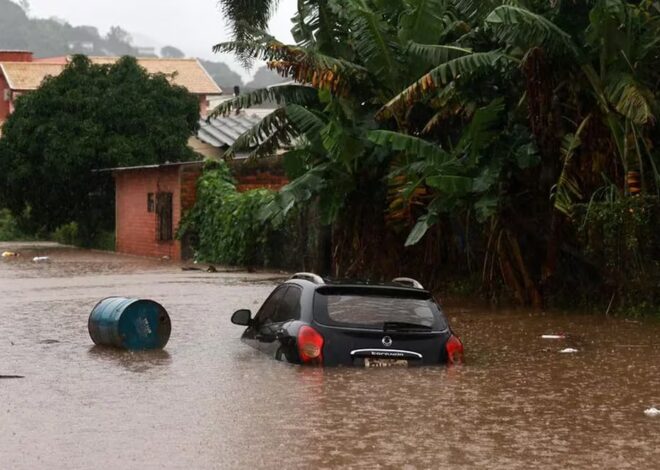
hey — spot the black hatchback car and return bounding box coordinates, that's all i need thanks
[231,273,464,367]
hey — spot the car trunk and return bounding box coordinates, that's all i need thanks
[311,285,452,367]
[314,323,451,366]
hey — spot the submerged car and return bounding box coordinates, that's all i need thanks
[231,273,463,367]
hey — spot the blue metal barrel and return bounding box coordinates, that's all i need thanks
[88,297,171,350]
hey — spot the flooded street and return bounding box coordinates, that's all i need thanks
[1,243,659,469]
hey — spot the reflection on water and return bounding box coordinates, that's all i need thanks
[88,346,172,373]
[0,243,659,469]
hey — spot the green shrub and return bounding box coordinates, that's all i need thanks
[179,164,296,267]
[0,208,24,241]
[92,231,116,252]
[52,222,80,246]
[577,196,660,315]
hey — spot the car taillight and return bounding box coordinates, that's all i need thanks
[298,325,324,365]
[446,335,464,365]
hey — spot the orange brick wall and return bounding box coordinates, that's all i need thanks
[0,51,33,62]
[180,165,202,212]
[0,72,10,122]
[236,173,288,192]
[114,163,282,260]
[1,51,34,121]
[115,166,184,260]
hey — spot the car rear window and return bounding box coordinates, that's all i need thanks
[313,287,447,330]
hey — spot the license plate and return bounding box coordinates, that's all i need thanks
[364,358,408,368]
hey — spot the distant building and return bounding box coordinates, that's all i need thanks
[67,41,95,53]
[0,50,222,129]
[135,46,157,57]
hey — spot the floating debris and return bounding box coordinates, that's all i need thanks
[542,334,566,340]
[89,297,171,350]
[0,375,24,379]
[2,251,19,257]
[559,348,579,354]
[644,407,660,417]
[32,256,50,263]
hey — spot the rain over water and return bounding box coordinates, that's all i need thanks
[1,243,659,469]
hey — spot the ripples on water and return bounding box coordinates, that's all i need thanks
[0,245,659,469]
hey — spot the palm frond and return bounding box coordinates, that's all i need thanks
[209,85,319,118]
[223,108,298,160]
[217,0,278,40]
[286,104,326,137]
[399,0,452,45]
[605,73,657,125]
[406,42,473,66]
[553,116,591,216]
[457,98,506,161]
[331,0,401,88]
[215,37,368,94]
[485,5,580,58]
[367,130,452,164]
[291,0,339,51]
[223,103,328,161]
[453,0,499,24]
[378,51,512,118]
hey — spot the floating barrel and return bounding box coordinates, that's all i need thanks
[88,297,171,350]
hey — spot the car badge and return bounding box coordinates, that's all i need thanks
[382,336,393,347]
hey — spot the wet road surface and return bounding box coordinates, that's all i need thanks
[1,243,659,469]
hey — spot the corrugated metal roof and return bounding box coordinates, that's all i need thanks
[197,111,271,148]
[95,161,204,173]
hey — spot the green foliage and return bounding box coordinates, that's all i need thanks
[577,196,660,313]
[52,222,80,246]
[180,165,294,267]
[0,208,25,241]
[245,66,290,90]
[216,0,660,311]
[198,60,244,89]
[0,55,200,238]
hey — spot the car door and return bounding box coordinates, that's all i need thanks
[257,285,303,361]
[242,286,287,351]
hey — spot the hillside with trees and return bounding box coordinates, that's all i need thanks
[0,0,138,57]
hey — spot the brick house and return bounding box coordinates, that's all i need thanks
[0,50,222,130]
[111,161,203,261]
[109,157,288,261]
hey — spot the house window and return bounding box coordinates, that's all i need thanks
[156,192,173,242]
[147,193,155,212]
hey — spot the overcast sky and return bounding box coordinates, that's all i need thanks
[26,0,297,80]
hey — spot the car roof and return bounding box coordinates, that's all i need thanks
[284,278,432,296]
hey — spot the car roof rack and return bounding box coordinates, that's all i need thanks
[290,272,326,284]
[392,277,424,289]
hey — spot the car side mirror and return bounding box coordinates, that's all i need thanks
[231,309,252,326]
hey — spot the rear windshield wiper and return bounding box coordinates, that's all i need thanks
[383,321,432,332]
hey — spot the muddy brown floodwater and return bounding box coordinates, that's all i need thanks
[1,243,659,469]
